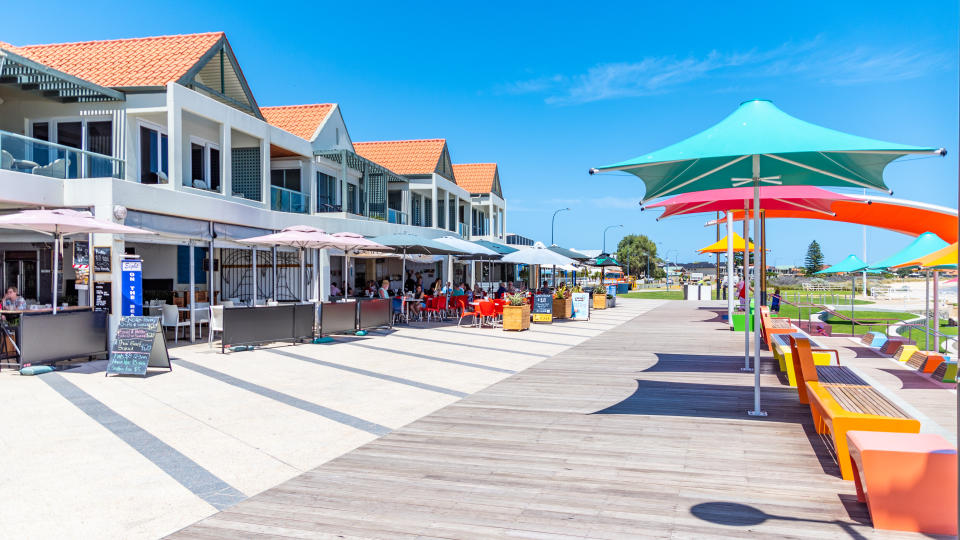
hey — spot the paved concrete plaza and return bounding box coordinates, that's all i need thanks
[0,300,655,539]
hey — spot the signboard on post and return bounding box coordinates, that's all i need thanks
[121,258,142,316]
[571,292,590,320]
[606,284,617,297]
[106,316,171,377]
[93,282,112,314]
[73,241,89,290]
[94,247,112,273]
[532,294,553,323]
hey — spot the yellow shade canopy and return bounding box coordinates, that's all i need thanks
[890,242,958,269]
[698,233,756,254]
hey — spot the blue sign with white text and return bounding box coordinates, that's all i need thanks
[121,259,142,316]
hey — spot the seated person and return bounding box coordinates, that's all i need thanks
[3,286,26,311]
[496,282,507,298]
[409,285,426,317]
[377,280,390,299]
[330,282,341,296]
[451,284,465,296]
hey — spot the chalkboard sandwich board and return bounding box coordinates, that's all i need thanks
[106,316,171,377]
[94,282,112,314]
[532,294,553,323]
[94,246,112,273]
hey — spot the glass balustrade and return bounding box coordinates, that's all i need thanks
[0,129,124,179]
[387,208,409,225]
[270,186,309,214]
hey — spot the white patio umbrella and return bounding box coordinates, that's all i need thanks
[435,236,500,289]
[0,208,154,314]
[502,246,576,289]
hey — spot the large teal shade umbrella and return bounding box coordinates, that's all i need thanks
[590,99,945,417]
[814,254,878,324]
[866,232,949,271]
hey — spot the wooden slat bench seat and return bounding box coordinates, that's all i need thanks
[759,306,797,350]
[880,336,913,355]
[932,361,958,383]
[906,350,945,373]
[893,344,919,362]
[805,381,920,480]
[816,365,868,386]
[776,332,838,387]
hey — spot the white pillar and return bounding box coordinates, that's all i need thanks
[749,155,766,416]
[319,248,330,302]
[726,212,734,329]
[260,136,270,204]
[933,270,940,353]
[221,122,232,197]
[189,242,195,341]
[743,198,750,371]
[165,88,182,190]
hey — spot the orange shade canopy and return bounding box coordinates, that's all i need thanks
[720,196,957,244]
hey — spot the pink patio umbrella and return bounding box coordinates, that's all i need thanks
[239,226,391,301]
[0,208,154,313]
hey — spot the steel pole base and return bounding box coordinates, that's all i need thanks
[740,367,754,372]
[747,409,768,417]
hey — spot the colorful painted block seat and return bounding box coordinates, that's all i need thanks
[893,344,919,362]
[905,350,946,374]
[861,331,887,349]
[931,360,957,383]
[846,431,957,536]
[880,337,913,355]
[773,332,837,387]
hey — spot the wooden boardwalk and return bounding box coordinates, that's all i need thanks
[170,301,937,539]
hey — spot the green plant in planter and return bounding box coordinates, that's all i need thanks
[553,284,567,299]
[505,292,527,306]
[571,285,584,293]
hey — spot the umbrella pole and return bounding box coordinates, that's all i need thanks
[401,249,406,294]
[749,157,766,416]
[933,270,940,352]
[742,199,750,371]
[851,274,855,336]
[52,232,60,315]
[726,212,734,329]
[343,252,348,300]
[925,271,930,351]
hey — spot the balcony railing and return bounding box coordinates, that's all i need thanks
[458,223,466,238]
[270,185,309,214]
[387,208,408,225]
[0,129,124,179]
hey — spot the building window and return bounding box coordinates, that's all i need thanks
[188,137,221,192]
[271,168,301,192]
[138,123,169,184]
[347,184,357,214]
[437,199,445,228]
[30,118,113,178]
[317,171,338,211]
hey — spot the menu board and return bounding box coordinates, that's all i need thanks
[571,292,590,321]
[73,241,89,266]
[93,282,112,314]
[94,247,112,273]
[106,316,171,377]
[532,294,553,323]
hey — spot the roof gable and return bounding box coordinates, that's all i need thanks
[452,163,501,195]
[352,139,447,176]
[261,104,336,141]
[7,32,225,89]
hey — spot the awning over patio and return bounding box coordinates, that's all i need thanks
[472,239,518,255]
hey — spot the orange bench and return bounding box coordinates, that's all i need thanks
[904,350,946,374]
[759,306,795,350]
[805,383,920,480]
[847,431,957,535]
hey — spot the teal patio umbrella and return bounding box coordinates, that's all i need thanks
[590,99,945,416]
[814,254,879,327]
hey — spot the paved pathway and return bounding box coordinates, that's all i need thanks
[0,300,653,539]
[170,301,952,539]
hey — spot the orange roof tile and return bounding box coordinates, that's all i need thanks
[261,104,335,141]
[3,32,224,88]
[352,139,447,175]
[452,163,498,193]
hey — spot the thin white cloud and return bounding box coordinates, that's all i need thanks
[500,39,950,105]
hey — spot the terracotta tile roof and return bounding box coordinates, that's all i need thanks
[261,104,335,141]
[352,139,446,175]
[452,163,498,193]
[1,32,224,88]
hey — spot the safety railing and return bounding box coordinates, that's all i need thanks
[0,129,124,179]
[270,186,309,214]
[387,208,408,225]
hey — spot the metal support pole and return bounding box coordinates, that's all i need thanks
[742,199,750,371]
[272,246,278,301]
[925,271,930,351]
[251,246,258,306]
[715,211,720,300]
[726,212,734,329]
[749,155,766,416]
[933,269,940,352]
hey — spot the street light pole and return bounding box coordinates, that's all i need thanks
[551,207,571,246]
[602,224,623,253]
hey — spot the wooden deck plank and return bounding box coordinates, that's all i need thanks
[169,301,934,539]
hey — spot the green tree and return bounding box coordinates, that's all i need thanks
[804,240,824,275]
[615,234,658,277]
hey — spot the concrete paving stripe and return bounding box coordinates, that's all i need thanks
[345,341,516,374]
[264,349,468,397]
[386,333,550,358]
[174,360,391,436]
[40,372,246,511]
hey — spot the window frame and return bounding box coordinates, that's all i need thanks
[136,119,169,184]
[187,135,222,193]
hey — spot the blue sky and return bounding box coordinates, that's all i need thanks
[6,0,957,266]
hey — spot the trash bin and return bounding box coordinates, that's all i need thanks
[616,283,629,295]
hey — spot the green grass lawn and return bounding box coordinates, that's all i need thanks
[900,322,958,353]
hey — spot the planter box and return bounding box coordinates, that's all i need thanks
[552,297,572,319]
[503,304,531,331]
[593,293,607,310]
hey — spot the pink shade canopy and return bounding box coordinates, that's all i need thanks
[0,208,153,235]
[240,226,391,252]
[645,186,860,220]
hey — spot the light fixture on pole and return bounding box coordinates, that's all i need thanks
[551,208,571,246]
[602,224,623,254]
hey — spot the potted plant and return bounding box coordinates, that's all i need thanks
[593,284,607,310]
[606,290,616,308]
[552,284,571,319]
[502,292,531,331]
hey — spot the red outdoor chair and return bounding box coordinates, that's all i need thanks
[478,300,498,327]
[451,296,467,317]
[458,300,481,327]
